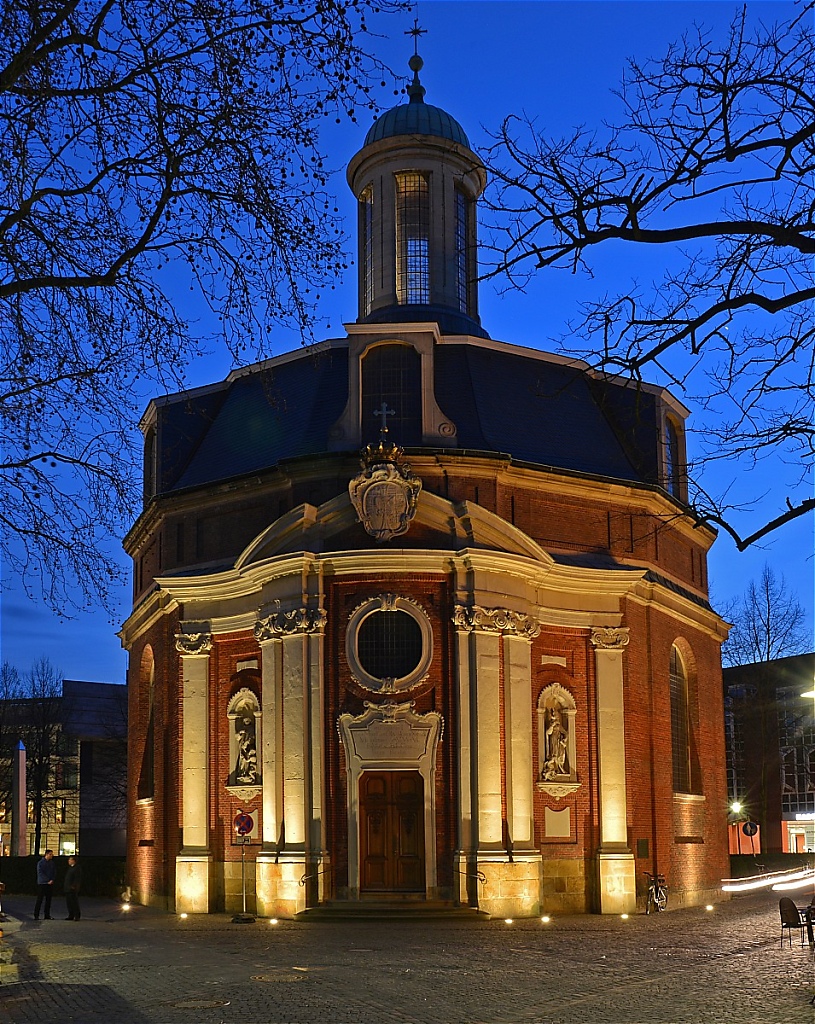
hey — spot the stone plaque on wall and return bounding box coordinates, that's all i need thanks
[544,806,571,839]
[338,701,442,769]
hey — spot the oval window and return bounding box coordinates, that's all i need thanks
[357,610,423,681]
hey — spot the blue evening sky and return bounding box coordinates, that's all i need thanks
[1,1,812,683]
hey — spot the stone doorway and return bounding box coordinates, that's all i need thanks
[359,770,425,894]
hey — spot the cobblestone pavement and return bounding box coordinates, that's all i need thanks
[0,893,813,1024]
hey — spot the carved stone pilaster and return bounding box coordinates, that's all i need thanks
[453,605,540,639]
[254,605,327,643]
[175,626,213,656]
[590,626,630,650]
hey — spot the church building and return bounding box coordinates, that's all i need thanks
[121,53,730,918]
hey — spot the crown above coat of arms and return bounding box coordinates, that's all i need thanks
[348,404,422,542]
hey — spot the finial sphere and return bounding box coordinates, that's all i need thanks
[409,54,424,72]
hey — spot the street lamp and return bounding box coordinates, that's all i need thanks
[731,801,744,854]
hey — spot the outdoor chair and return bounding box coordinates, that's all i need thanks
[779,897,806,948]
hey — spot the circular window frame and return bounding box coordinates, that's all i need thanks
[346,595,432,693]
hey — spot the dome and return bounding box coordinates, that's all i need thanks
[364,100,470,148]
[363,52,471,149]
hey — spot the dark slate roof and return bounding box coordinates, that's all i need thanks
[164,349,348,493]
[153,340,663,495]
[434,345,644,481]
[364,100,470,148]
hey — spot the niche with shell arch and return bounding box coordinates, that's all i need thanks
[225,685,262,799]
[536,682,579,797]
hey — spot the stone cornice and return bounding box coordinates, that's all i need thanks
[453,605,541,639]
[254,606,327,642]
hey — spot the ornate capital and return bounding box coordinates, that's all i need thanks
[254,605,327,642]
[590,627,630,650]
[175,630,213,656]
[453,605,540,639]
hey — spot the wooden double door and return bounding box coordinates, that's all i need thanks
[359,770,425,894]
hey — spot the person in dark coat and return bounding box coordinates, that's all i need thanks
[64,855,82,921]
[33,849,55,919]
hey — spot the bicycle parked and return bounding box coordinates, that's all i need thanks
[644,870,667,914]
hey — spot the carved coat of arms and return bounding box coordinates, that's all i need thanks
[349,445,422,542]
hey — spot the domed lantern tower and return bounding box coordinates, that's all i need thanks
[347,53,488,338]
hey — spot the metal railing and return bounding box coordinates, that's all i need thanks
[453,866,487,885]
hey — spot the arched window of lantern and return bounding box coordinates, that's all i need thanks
[395,171,430,305]
[137,646,155,801]
[359,184,374,317]
[664,416,685,499]
[670,642,701,794]
[454,186,475,316]
[360,342,422,446]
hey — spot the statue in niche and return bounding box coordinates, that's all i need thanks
[227,696,260,787]
[542,706,569,779]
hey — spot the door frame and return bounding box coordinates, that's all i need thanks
[338,702,443,899]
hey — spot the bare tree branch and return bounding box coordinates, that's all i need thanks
[0,0,408,613]
[483,5,815,548]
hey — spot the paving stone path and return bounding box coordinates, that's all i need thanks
[0,892,812,1023]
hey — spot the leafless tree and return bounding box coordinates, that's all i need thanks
[721,565,811,851]
[484,4,814,549]
[18,658,66,856]
[0,661,24,812]
[722,563,810,667]
[0,0,407,614]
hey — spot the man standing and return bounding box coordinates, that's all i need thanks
[33,849,55,919]
[64,855,82,921]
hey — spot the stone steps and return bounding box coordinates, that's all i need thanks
[295,900,490,922]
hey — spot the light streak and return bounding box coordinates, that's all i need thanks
[721,867,815,892]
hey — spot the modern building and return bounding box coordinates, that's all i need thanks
[724,653,815,855]
[0,679,127,857]
[121,53,730,918]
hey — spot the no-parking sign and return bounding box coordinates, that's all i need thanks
[233,810,254,836]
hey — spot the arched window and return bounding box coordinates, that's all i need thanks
[455,188,473,314]
[665,418,683,498]
[670,645,692,793]
[361,343,422,446]
[359,185,374,316]
[137,647,155,801]
[395,172,430,304]
[143,424,156,504]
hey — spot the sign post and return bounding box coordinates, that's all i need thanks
[232,810,255,924]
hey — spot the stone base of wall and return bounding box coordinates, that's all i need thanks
[255,855,307,918]
[475,855,542,918]
[222,857,258,915]
[666,885,727,911]
[597,849,636,914]
[540,857,588,913]
[175,852,213,914]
